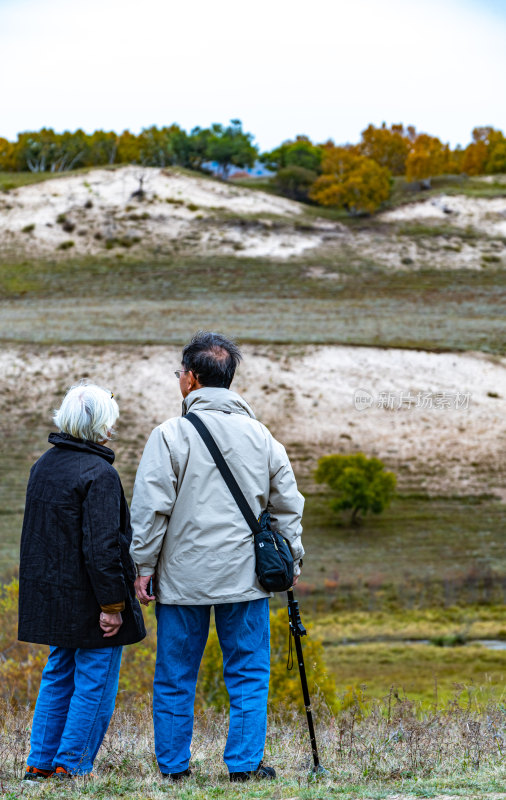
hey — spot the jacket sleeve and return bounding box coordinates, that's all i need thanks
[129,425,178,576]
[267,435,305,561]
[82,467,127,607]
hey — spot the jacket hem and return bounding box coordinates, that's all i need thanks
[155,589,272,605]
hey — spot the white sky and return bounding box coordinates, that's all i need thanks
[1,0,505,151]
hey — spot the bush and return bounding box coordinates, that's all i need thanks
[0,580,336,712]
[315,453,397,524]
[273,166,317,201]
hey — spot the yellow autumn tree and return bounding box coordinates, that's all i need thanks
[309,145,391,214]
[461,127,505,175]
[359,123,411,175]
[462,140,488,175]
[405,134,447,181]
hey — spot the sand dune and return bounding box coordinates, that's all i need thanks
[1,344,505,498]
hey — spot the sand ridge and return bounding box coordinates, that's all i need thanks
[1,344,505,497]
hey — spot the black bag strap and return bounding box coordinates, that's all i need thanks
[184,412,261,535]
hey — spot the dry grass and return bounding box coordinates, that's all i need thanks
[0,694,504,799]
[0,690,506,800]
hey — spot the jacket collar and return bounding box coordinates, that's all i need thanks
[182,387,256,419]
[48,432,116,463]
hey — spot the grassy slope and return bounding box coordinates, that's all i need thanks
[0,256,505,351]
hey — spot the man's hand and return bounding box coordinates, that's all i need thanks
[292,574,300,587]
[135,575,155,606]
[100,611,122,637]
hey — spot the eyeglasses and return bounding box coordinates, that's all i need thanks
[174,370,189,379]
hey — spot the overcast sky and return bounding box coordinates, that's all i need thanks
[1,0,505,151]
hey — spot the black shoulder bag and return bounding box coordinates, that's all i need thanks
[184,411,294,593]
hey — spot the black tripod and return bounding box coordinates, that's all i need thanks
[287,588,327,775]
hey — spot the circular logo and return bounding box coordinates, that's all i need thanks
[354,388,374,411]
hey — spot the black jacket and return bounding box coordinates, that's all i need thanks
[18,432,146,649]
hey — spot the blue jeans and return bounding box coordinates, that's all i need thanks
[28,645,123,775]
[154,598,270,774]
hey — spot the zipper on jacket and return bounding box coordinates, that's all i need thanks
[271,533,279,551]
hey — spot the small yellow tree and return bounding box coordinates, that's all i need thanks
[405,134,446,181]
[309,146,391,214]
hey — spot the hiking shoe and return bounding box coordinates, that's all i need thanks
[230,760,276,782]
[23,766,54,782]
[161,767,192,781]
[52,766,73,780]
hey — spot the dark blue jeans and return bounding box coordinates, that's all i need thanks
[154,598,270,774]
[27,645,123,774]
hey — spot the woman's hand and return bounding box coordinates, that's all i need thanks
[100,611,123,637]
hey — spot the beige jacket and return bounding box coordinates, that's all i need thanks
[130,387,304,604]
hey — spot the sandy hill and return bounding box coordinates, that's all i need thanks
[0,165,338,259]
[1,167,505,269]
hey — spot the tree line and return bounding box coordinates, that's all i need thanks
[1,121,505,214]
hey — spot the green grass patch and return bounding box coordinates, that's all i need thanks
[312,606,506,643]
[0,258,505,351]
[287,493,506,609]
[322,640,505,705]
[0,167,93,192]
[397,223,485,241]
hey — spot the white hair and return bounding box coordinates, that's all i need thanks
[53,381,119,443]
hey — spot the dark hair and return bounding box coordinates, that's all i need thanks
[181,331,242,389]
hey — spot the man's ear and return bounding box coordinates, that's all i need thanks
[188,371,201,390]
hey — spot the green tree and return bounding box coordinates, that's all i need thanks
[273,165,317,201]
[87,130,118,165]
[187,126,214,171]
[314,453,396,524]
[205,119,258,178]
[261,135,322,173]
[137,126,175,167]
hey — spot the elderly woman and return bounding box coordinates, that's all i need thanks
[18,381,145,782]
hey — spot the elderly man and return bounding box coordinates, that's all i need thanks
[130,331,304,782]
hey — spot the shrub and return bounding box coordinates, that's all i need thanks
[1,580,336,712]
[273,165,317,201]
[314,453,397,524]
[57,240,74,250]
[21,224,35,233]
